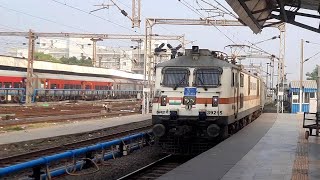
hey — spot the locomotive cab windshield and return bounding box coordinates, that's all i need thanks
[161,68,189,89]
[194,68,222,89]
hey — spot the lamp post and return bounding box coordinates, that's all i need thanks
[266,62,271,95]
[299,39,319,112]
[300,39,304,112]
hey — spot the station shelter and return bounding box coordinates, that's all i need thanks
[289,80,317,113]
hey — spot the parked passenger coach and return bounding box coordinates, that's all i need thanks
[152,47,265,154]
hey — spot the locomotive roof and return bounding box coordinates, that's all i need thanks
[156,54,238,69]
[156,49,261,79]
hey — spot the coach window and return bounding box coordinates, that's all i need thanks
[0,82,2,88]
[162,68,189,88]
[240,93,244,108]
[64,84,70,89]
[13,82,21,88]
[195,68,222,88]
[257,80,260,96]
[240,74,244,87]
[248,76,251,95]
[4,82,12,88]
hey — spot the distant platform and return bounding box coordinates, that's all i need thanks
[159,113,320,180]
[0,113,151,145]
[0,55,144,82]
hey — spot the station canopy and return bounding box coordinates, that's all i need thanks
[226,0,320,33]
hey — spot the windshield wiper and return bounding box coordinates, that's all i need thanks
[173,77,186,90]
[198,77,208,91]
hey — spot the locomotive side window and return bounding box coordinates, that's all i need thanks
[0,82,2,88]
[240,74,244,87]
[240,93,244,108]
[162,68,189,88]
[195,68,221,87]
[248,76,251,95]
[231,72,235,87]
[257,80,260,96]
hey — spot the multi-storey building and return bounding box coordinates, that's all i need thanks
[9,38,175,73]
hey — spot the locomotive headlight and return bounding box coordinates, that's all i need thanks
[184,97,190,104]
[183,96,196,105]
[212,96,219,107]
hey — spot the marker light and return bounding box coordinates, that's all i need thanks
[160,95,167,106]
[212,96,219,107]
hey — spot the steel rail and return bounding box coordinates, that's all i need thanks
[0,125,152,168]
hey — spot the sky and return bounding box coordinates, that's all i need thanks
[0,0,320,81]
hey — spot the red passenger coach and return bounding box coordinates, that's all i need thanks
[0,76,24,88]
[44,79,112,90]
[0,55,144,103]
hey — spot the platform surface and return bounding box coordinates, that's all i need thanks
[0,114,151,145]
[159,113,319,180]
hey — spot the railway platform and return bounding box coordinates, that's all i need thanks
[0,113,151,145]
[159,113,319,180]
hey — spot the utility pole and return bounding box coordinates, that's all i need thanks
[91,38,103,67]
[278,23,286,113]
[91,0,141,28]
[300,39,304,112]
[132,0,141,28]
[317,65,320,114]
[26,29,36,104]
[266,63,269,93]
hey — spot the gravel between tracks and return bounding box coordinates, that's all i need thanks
[58,146,165,180]
[0,119,151,158]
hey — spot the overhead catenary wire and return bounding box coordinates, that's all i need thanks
[199,0,237,18]
[0,4,89,33]
[209,0,238,18]
[0,2,146,61]
[180,0,237,44]
[50,0,180,55]
[185,0,279,59]
[51,0,140,35]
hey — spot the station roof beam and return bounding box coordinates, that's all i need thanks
[226,0,320,34]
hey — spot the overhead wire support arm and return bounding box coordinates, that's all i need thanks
[0,32,183,41]
[91,0,141,28]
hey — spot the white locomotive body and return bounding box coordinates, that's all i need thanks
[152,48,265,154]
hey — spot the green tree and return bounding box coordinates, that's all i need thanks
[60,56,93,67]
[306,67,318,80]
[34,52,61,63]
[34,52,93,67]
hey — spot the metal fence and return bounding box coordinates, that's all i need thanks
[32,89,142,102]
[0,88,25,103]
[0,88,142,104]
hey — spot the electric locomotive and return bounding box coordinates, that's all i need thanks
[152,46,265,154]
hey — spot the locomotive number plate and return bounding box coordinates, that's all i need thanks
[206,111,223,115]
[184,87,197,96]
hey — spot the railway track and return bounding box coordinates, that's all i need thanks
[117,154,192,180]
[0,110,138,127]
[0,125,152,168]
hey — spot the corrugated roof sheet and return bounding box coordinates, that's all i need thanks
[290,80,317,89]
[225,0,275,34]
